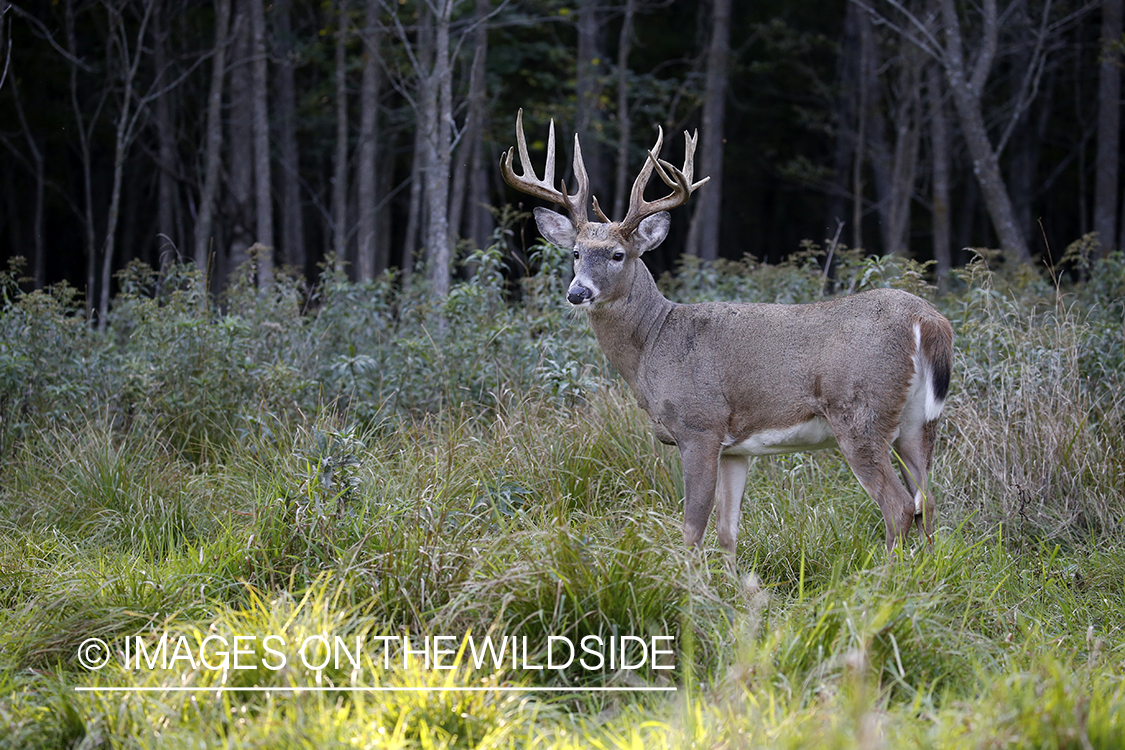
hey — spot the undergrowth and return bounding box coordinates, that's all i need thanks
[0,243,1122,748]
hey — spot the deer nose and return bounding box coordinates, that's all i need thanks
[567,284,592,305]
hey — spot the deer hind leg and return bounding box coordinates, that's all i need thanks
[715,454,751,561]
[912,419,942,539]
[895,370,938,541]
[895,436,935,542]
[893,424,934,537]
[829,422,917,552]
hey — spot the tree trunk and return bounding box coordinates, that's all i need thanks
[575,0,606,202]
[1008,106,1046,258]
[424,0,454,298]
[274,0,305,276]
[120,162,141,266]
[225,0,254,285]
[1006,0,1041,256]
[465,10,495,252]
[467,126,494,251]
[402,2,436,280]
[1096,0,1123,255]
[611,0,637,221]
[65,0,102,314]
[885,52,922,256]
[826,2,861,246]
[0,2,8,94]
[31,141,44,288]
[250,0,273,287]
[939,0,1031,262]
[376,119,395,272]
[685,0,730,261]
[7,77,44,288]
[195,0,231,287]
[926,63,952,285]
[357,0,382,281]
[2,166,18,265]
[152,0,180,271]
[852,2,870,251]
[332,0,349,273]
[403,125,425,277]
[99,0,155,329]
[861,11,895,254]
[449,0,489,247]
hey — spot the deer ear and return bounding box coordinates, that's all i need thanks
[633,212,670,255]
[534,207,577,249]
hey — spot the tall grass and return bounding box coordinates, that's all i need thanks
[939,255,1125,541]
[0,244,1123,747]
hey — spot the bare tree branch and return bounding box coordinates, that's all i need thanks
[969,0,999,95]
[851,0,943,61]
[995,0,1053,156]
[0,4,12,93]
[7,1,91,70]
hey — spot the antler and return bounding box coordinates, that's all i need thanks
[500,109,593,227]
[617,128,710,236]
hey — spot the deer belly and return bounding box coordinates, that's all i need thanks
[721,418,838,457]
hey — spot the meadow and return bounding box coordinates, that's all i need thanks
[0,230,1123,748]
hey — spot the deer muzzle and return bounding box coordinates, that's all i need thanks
[566,282,594,306]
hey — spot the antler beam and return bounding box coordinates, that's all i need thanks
[618,128,710,236]
[500,111,709,234]
[500,109,592,227]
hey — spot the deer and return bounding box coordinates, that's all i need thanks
[500,109,954,558]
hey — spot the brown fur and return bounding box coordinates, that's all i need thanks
[538,207,954,556]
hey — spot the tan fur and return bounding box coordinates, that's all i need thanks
[549,212,954,556]
[503,115,953,558]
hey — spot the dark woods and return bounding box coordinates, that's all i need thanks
[0,0,1119,316]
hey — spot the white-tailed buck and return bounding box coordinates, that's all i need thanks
[501,110,953,555]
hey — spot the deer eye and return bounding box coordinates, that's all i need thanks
[573,250,580,260]
[612,251,625,262]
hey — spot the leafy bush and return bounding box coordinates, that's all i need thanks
[0,231,602,463]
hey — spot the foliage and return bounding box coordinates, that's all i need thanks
[0,250,1123,747]
[0,234,602,462]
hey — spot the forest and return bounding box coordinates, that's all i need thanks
[0,0,1121,315]
[2,1,1125,746]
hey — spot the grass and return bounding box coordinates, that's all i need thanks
[0,248,1123,747]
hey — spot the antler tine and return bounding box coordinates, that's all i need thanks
[675,128,711,193]
[618,128,710,235]
[500,109,564,206]
[560,134,591,226]
[501,109,590,226]
[625,126,665,222]
[591,195,611,223]
[542,114,556,189]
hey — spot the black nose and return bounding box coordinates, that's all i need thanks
[567,285,591,305]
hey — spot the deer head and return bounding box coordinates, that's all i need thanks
[500,109,709,308]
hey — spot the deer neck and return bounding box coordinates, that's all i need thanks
[586,261,673,388]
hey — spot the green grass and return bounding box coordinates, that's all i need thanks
[0,249,1123,747]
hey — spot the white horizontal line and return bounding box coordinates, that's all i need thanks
[73,685,677,693]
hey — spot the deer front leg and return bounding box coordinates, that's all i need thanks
[715,454,750,558]
[679,438,722,548]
